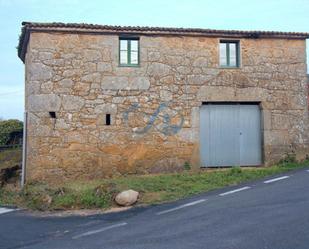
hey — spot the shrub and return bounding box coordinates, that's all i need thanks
[0,119,23,145]
[183,161,191,170]
[229,166,242,175]
[20,182,53,210]
[279,152,297,165]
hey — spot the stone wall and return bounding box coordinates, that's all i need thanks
[24,32,309,183]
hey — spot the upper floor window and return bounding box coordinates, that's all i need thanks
[119,37,139,66]
[220,41,240,68]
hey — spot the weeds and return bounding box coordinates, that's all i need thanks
[0,159,308,210]
[183,161,191,170]
[229,166,242,175]
[279,152,297,164]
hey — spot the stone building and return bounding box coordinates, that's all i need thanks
[18,22,309,183]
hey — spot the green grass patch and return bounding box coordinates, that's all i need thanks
[0,159,308,210]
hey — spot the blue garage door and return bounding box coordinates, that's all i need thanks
[200,103,262,167]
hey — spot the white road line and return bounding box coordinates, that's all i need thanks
[264,176,290,184]
[0,208,16,215]
[156,199,206,215]
[72,222,127,239]
[219,186,251,196]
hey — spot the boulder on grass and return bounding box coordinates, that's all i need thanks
[115,189,139,206]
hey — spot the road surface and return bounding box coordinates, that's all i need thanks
[1,168,309,249]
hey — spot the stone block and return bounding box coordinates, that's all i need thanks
[58,79,73,88]
[129,77,150,90]
[147,62,172,77]
[28,63,53,81]
[82,49,102,62]
[101,76,128,90]
[28,94,61,112]
[187,75,212,85]
[160,90,172,101]
[62,95,84,111]
[271,112,291,130]
[81,73,101,83]
[97,62,113,73]
[94,103,117,114]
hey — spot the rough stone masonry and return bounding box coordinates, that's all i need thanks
[18,22,309,183]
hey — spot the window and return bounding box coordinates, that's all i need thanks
[49,112,56,119]
[119,38,139,66]
[220,41,240,68]
[105,114,111,125]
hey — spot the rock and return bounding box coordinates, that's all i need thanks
[115,190,139,206]
[43,194,53,205]
[97,62,113,73]
[83,49,102,62]
[41,81,54,93]
[28,94,61,112]
[94,103,117,114]
[160,90,172,101]
[62,95,85,111]
[58,79,73,88]
[101,76,129,90]
[28,81,41,94]
[101,76,150,90]
[187,74,212,85]
[81,73,101,83]
[129,77,150,90]
[147,62,171,77]
[28,63,53,81]
[38,51,53,60]
[63,69,80,77]
[192,56,209,68]
[84,62,97,73]
[55,119,70,130]
[44,59,65,66]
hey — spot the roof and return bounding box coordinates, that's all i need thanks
[17,22,309,62]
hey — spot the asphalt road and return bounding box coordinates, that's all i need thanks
[1,168,309,249]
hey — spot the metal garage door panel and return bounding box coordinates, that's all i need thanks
[200,105,210,167]
[200,105,240,167]
[200,104,261,167]
[239,105,262,165]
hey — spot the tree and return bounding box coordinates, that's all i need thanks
[0,119,23,145]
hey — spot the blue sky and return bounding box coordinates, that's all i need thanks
[0,0,308,120]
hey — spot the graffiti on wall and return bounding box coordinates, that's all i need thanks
[123,102,184,136]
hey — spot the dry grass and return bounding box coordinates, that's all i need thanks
[0,147,22,170]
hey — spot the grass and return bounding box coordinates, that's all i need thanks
[0,159,308,211]
[0,147,22,170]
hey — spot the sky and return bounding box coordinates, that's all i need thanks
[0,0,308,121]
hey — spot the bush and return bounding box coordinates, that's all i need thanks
[183,162,191,170]
[0,119,23,145]
[229,166,242,175]
[279,152,297,165]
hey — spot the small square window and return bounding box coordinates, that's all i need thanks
[105,114,111,125]
[220,41,240,68]
[119,38,139,66]
[49,112,56,119]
